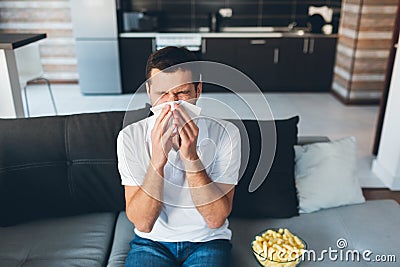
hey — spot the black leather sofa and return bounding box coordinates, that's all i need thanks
[1,107,399,267]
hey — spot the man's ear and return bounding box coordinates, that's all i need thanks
[196,82,202,98]
[146,82,150,96]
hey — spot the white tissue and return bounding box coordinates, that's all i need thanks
[150,100,202,132]
[150,100,201,118]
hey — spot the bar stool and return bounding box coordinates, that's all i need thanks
[14,42,57,117]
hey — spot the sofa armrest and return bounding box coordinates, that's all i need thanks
[297,136,330,146]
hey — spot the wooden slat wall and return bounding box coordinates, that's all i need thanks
[0,0,78,83]
[332,0,398,104]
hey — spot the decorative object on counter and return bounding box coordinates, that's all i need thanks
[322,24,333,35]
[219,8,233,18]
[122,11,159,32]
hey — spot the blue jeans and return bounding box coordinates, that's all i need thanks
[125,235,232,267]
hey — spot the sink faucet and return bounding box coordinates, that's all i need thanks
[288,22,297,31]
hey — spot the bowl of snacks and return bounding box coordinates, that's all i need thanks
[251,228,307,267]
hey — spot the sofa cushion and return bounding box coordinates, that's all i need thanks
[295,136,365,213]
[230,200,400,266]
[0,107,150,226]
[107,212,135,267]
[0,212,117,267]
[228,116,299,218]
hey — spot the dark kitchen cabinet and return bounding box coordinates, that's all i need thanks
[201,38,237,92]
[279,37,337,91]
[119,38,153,93]
[235,38,281,91]
[303,37,337,91]
[202,38,236,67]
[118,36,337,93]
[202,38,281,92]
[202,36,337,92]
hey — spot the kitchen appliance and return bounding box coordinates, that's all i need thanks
[70,0,122,94]
[123,11,159,32]
[154,33,203,60]
[155,34,202,52]
[308,5,333,34]
[308,6,333,23]
[307,14,325,34]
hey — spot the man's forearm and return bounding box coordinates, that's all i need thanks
[185,160,233,229]
[126,164,164,233]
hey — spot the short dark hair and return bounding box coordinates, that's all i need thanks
[145,46,199,85]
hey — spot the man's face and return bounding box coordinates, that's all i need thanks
[146,68,201,106]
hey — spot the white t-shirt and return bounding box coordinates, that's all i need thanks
[117,114,241,242]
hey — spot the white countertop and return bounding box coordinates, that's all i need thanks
[119,32,338,39]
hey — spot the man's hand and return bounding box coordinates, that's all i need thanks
[173,104,199,162]
[173,104,235,229]
[150,104,176,170]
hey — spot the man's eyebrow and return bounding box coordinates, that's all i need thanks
[152,88,167,94]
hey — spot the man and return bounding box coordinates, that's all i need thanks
[117,46,241,267]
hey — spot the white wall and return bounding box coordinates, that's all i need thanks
[372,33,400,190]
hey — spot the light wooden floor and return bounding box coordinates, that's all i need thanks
[363,189,400,204]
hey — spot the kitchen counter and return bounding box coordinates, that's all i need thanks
[0,33,46,49]
[120,32,338,39]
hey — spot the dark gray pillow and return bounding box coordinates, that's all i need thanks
[229,116,299,218]
[0,107,150,227]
